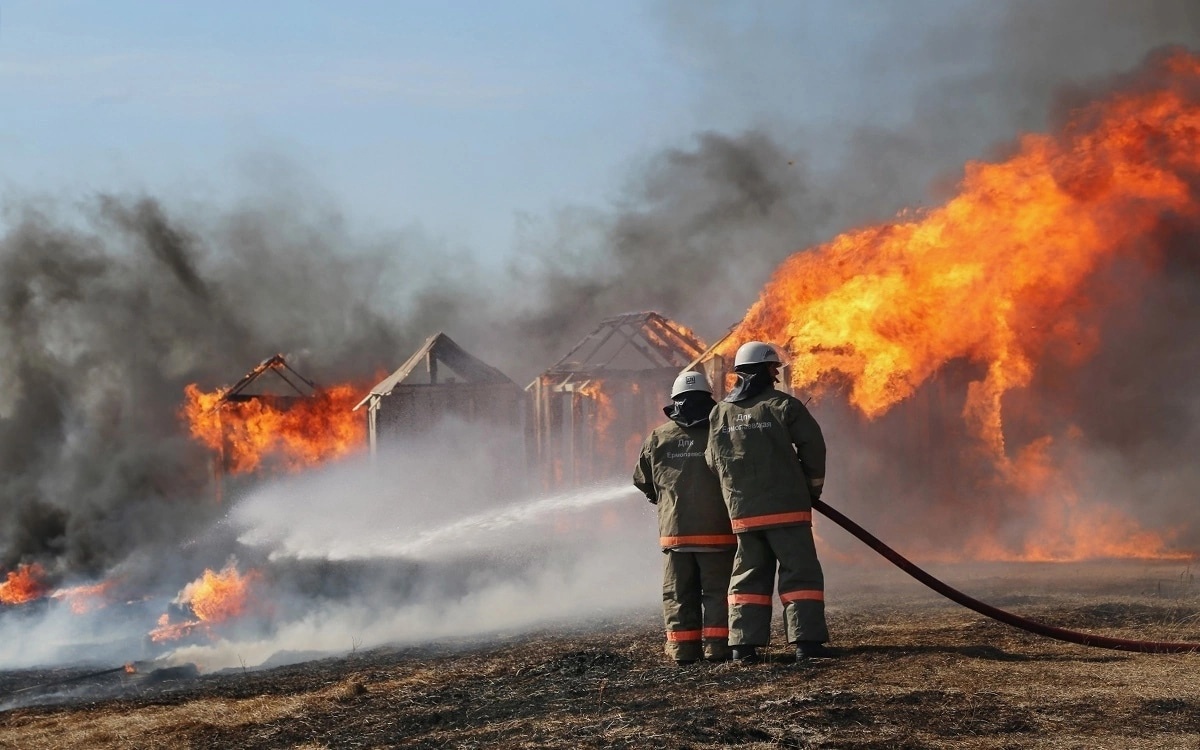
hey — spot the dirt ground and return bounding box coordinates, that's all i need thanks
[2,561,1200,749]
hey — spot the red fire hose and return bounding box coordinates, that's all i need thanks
[813,499,1200,654]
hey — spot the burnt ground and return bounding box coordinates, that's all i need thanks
[3,562,1200,749]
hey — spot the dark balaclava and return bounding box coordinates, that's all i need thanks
[724,362,778,403]
[664,390,718,428]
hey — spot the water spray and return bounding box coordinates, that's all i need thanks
[814,499,1200,654]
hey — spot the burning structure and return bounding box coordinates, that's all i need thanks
[354,332,522,457]
[706,50,1200,563]
[183,355,367,483]
[526,312,707,488]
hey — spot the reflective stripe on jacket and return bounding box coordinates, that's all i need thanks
[705,388,826,532]
[634,421,735,550]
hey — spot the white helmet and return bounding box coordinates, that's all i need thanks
[733,341,783,368]
[670,370,711,398]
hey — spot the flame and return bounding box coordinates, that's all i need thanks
[578,380,615,436]
[183,383,366,474]
[181,563,259,622]
[642,320,703,358]
[576,380,617,481]
[725,51,1200,561]
[0,563,48,605]
[50,579,118,614]
[149,562,261,643]
[729,54,1200,447]
[579,379,650,477]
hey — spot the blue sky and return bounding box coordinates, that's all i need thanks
[2,1,1196,264]
[0,2,710,257]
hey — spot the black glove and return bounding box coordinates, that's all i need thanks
[808,479,824,502]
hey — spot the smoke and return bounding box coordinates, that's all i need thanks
[0,192,480,579]
[654,0,1200,219]
[0,425,661,674]
[502,131,831,360]
[166,451,656,672]
[497,1,1200,370]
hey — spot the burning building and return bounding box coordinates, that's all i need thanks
[699,50,1200,563]
[353,332,530,498]
[354,332,523,456]
[526,311,708,488]
[183,354,368,496]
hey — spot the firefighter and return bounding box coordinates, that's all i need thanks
[705,341,833,663]
[634,370,736,665]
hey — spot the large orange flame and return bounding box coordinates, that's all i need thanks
[183,383,366,474]
[725,50,1200,562]
[149,561,261,643]
[0,563,49,605]
[729,52,1200,446]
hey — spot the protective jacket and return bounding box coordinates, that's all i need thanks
[634,421,735,550]
[706,387,826,533]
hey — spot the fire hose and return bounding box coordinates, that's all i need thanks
[5,664,135,697]
[813,499,1200,654]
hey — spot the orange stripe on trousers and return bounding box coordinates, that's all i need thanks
[659,534,737,547]
[665,629,703,642]
[730,511,812,532]
[702,627,729,639]
[780,589,824,604]
[729,593,772,606]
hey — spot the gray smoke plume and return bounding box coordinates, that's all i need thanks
[497,1,1200,375]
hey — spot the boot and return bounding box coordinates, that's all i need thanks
[731,645,759,663]
[704,646,731,663]
[795,641,837,660]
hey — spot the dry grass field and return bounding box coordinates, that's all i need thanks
[2,561,1200,749]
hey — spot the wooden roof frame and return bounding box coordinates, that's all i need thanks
[218,354,318,404]
[529,312,707,389]
[354,332,516,411]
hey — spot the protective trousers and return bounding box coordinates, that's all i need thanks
[728,524,829,646]
[662,549,735,661]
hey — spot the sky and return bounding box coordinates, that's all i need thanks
[2,2,1198,265]
[0,2,1195,298]
[0,1,702,258]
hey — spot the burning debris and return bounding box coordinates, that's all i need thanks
[149,561,262,644]
[0,564,48,607]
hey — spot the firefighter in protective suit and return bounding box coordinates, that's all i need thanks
[706,341,833,662]
[634,370,736,665]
